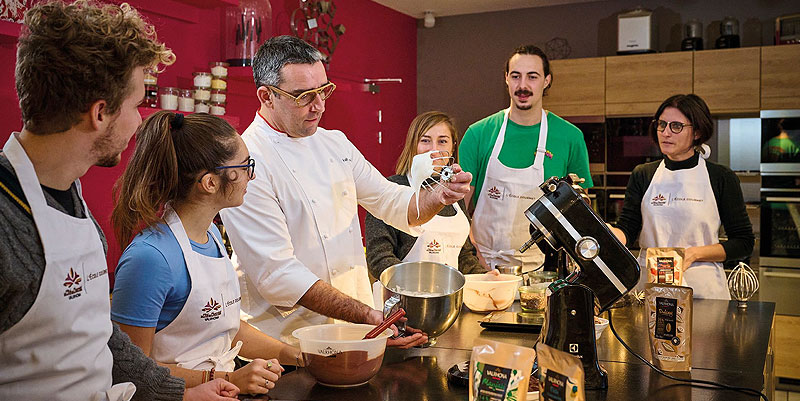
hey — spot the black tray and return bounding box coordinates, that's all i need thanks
[478,311,544,332]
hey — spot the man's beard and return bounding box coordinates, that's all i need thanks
[92,121,123,167]
[514,102,533,111]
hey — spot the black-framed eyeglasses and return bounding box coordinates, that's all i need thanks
[268,82,336,107]
[655,119,693,134]
[215,157,256,180]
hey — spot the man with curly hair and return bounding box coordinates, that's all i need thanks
[0,1,237,400]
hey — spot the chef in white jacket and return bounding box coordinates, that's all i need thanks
[220,36,472,348]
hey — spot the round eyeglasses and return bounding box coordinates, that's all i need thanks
[655,119,693,134]
[268,82,336,107]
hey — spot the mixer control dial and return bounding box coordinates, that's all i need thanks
[575,236,599,260]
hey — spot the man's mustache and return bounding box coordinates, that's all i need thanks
[514,89,533,97]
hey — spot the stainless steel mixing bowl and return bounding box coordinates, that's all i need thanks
[378,261,465,346]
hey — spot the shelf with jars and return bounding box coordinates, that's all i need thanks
[138,107,239,128]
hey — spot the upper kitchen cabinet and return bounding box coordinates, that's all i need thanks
[605,52,693,117]
[761,44,800,110]
[544,57,605,117]
[694,47,760,115]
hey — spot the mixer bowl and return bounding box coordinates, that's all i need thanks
[378,261,465,346]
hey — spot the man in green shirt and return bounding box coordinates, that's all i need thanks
[459,45,592,272]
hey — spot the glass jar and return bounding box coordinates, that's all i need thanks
[211,78,227,90]
[210,101,226,116]
[210,62,229,79]
[159,87,178,110]
[193,88,211,102]
[178,89,194,112]
[210,90,227,103]
[143,85,158,108]
[194,101,210,114]
[224,0,272,66]
[519,283,549,314]
[526,270,557,285]
[144,68,158,86]
[192,72,212,89]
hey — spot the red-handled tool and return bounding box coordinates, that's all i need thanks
[363,308,405,339]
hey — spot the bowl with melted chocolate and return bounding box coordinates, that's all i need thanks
[292,323,392,387]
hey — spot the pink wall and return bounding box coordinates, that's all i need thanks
[0,0,416,281]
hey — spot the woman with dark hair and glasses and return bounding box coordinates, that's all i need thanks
[609,94,754,299]
[110,111,299,395]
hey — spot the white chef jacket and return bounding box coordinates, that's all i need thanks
[220,113,418,344]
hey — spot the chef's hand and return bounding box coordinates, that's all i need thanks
[228,358,283,395]
[437,164,472,205]
[366,309,429,349]
[183,378,239,401]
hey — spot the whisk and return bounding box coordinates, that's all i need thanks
[727,262,759,309]
[409,150,455,218]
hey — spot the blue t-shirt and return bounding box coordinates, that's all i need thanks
[111,223,224,331]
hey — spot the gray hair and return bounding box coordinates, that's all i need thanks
[253,35,324,88]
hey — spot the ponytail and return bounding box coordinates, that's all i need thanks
[112,111,238,250]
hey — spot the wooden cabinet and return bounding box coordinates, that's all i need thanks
[605,52,693,116]
[775,315,800,380]
[694,47,760,114]
[761,44,800,110]
[544,57,605,117]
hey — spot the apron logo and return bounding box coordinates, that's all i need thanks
[545,150,553,159]
[62,267,83,300]
[651,194,667,207]
[487,186,502,200]
[426,239,442,254]
[200,297,222,321]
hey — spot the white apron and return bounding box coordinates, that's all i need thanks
[372,200,470,308]
[637,157,731,300]
[0,134,135,401]
[150,208,243,371]
[472,109,548,273]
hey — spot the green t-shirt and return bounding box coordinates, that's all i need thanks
[459,110,593,206]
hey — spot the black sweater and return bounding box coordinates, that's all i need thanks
[612,152,755,262]
[365,174,486,279]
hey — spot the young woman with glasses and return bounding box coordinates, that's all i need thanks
[609,94,754,299]
[110,111,299,395]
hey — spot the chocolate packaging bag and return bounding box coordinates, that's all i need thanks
[535,343,585,401]
[645,247,685,285]
[646,283,693,372]
[470,339,535,401]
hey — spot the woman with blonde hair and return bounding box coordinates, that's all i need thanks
[110,111,298,395]
[365,111,486,283]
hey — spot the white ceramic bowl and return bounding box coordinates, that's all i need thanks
[292,323,392,387]
[594,316,609,340]
[463,274,523,312]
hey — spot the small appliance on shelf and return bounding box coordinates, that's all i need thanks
[776,13,800,45]
[617,7,656,54]
[681,19,703,51]
[715,16,740,49]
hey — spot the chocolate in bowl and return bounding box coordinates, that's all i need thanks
[303,350,384,387]
[293,324,392,388]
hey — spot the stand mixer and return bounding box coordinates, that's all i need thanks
[518,174,641,389]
